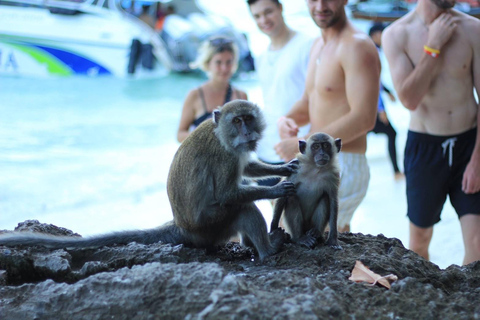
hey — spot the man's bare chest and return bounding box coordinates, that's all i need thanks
[310,50,345,98]
[405,29,472,78]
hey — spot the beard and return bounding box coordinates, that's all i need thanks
[431,0,455,9]
[312,10,341,29]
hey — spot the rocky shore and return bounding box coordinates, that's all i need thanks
[1,220,479,319]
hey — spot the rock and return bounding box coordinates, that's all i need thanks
[13,220,81,237]
[0,221,479,319]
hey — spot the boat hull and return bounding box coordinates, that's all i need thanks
[0,3,170,78]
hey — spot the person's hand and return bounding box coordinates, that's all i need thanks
[378,111,389,125]
[426,12,457,50]
[278,116,299,139]
[462,158,480,194]
[274,137,299,162]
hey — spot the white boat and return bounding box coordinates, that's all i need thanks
[0,0,173,78]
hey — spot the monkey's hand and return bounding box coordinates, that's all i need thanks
[279,159,299,176]
[271,181,296,198]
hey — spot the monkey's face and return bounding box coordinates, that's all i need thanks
[213,101,266,154]
[231,114,261,151]
[301,133,341,167]
[311,141,333,166]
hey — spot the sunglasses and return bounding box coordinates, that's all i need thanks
[209,38,233,47]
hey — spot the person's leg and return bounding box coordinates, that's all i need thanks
[384,123,401,174]
[372,116,402,177]
[409,222,433,260]
[448,128,480,265]
[459,214,480,265]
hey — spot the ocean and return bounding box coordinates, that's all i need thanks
[0,0,465,269]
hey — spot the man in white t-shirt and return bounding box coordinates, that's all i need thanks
[248,0,313,186]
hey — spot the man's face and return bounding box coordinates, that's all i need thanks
[249,0,284,38]
[431,0,456,9]
[306,0,347,29]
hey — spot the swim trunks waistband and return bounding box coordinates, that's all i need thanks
[407,127,477,143]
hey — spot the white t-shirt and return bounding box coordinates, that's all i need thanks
[255,32,314,163]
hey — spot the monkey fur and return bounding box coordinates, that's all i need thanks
[0,100,297,261]
[271,132,342,249]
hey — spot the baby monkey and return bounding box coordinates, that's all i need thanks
[271,132,342,249]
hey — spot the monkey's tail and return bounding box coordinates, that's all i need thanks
[0,221,187,249]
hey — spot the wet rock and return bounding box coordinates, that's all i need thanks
[0,221,479,319]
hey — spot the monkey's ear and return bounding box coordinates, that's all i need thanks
[299,140,307,154]
[335,138,342,153]
[213,110,221,124]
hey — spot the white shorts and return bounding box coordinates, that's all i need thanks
[337,152,370,228]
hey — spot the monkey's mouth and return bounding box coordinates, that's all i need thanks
[314,156,329,166]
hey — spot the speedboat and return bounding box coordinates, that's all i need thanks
[0,0,173,78]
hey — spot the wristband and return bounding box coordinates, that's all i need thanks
[424,45,440,58]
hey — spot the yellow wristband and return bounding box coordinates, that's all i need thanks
[424,45,440,58]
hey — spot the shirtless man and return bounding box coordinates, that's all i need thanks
[382,0,480,265]
[275,0,380,233]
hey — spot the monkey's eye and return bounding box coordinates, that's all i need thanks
[244,115,253,121]
[311,143,320,150]
[233,117,241,124]
[322,143,330,150]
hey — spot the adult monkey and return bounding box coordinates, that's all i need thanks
[167,99,297,260]
[271,132,342,249]
[382,0,480,265]
[0,100,297,261]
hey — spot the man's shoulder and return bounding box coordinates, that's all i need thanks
[336,28,379,69]
[382,12,416,49]
[385,10,416,34]
[455,9,480,29]
[339,29,377,55]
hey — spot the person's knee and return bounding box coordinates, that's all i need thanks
[409,223,433,258]
[410,233,431,248]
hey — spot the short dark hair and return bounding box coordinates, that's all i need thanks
[247,0,280,6]
[368,22,386,36]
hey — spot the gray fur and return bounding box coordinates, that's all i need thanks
[167,100,297,260]
[271,132,342,249]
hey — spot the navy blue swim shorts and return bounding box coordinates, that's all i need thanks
[404,127,480,228]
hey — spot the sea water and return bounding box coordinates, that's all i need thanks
[0,1,464,268]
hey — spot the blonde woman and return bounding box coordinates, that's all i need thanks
[177,37,248,143]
